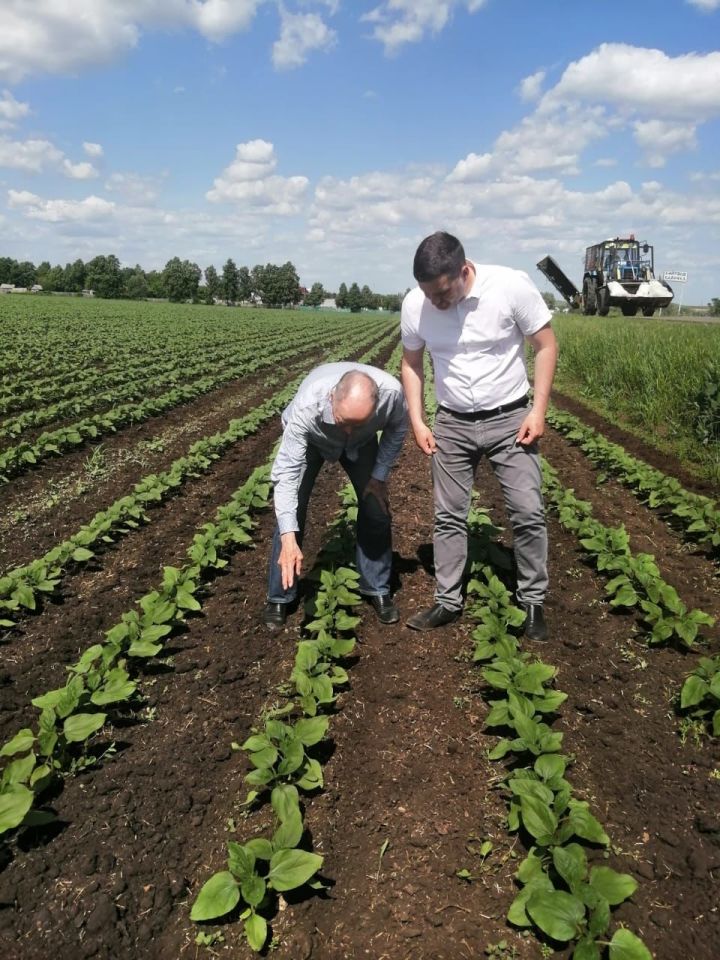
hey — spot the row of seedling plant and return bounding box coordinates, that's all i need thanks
[465,504,652,959]
[0,321,398,633]
[0,333,400,837]
[0,331,280,441]
[0,315,386,483]
[541,460,715,649]
[546,406,720,555]
[0,463,273,838]
[190,484,363,952]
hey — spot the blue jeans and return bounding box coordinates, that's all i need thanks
[267,437,392,604]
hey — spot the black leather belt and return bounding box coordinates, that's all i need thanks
[438,396,528,421]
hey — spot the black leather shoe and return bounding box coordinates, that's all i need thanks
[368,594,400,624]
[406,603,461,631]
[263,601,287,631]
[522,603,548,641]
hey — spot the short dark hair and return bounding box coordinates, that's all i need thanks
[413,231,466,282]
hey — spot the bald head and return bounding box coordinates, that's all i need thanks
[331,371,379,433]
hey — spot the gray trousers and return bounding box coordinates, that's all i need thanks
[431,405,548,610]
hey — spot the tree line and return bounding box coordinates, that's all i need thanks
[0,255,404,311]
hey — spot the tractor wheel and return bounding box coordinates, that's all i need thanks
[597,286,610,316]
[642,306,655,317]
[621,305,638,317]
[582,278,597,316]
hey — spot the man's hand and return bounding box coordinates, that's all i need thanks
[412,422,437,456]
[516,408,545,446]
[278,532,303,590]
[363,477,389,513]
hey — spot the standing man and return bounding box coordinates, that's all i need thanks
[401,231,558,640]
[263,362,407,631]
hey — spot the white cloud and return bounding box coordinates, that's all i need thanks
[0,89,30,127]
[272,11,336,69]
[0,1,266,83]
[8,189,115,222]
[633,119,697,167]
[0,137,63,172]
[362,0,488,53]
[686,0,720,9]
[446,152,493,182]
[541,43,720,120]
[106,171,166,203]
[83,142,104,158]
[206,139,308,213]
[62,159,99,179]
[191,0,265,43]
[519,70,545,103]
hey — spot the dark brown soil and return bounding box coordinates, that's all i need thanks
[1,371,718,960]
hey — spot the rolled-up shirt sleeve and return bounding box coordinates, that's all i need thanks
[371,390,408,482]
[270,411,311,535]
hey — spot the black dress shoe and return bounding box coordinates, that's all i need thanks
[522,603,548,641]
[263,601,287,631]
[368,594,400,624]
[406,603,461,631]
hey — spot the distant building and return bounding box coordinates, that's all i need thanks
[0,283,13,294]
[31,284,43,293]
[320,298,337,309]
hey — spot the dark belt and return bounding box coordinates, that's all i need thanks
[438,396,528,421]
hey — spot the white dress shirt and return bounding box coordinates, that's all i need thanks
[401,262,552,412]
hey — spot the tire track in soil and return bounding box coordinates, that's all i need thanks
[0,460,348,960]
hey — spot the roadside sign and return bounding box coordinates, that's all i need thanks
[664,271,687,282]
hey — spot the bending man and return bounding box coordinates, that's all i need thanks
[263,362,407,630]
[401,231,558,640]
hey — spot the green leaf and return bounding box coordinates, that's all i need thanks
[245,838,274,861]
[227,842,256,880]
[240,876,266,909]
[507,874,553,927]
[680,675,709,709]
[13,584,36,610]
[520,794,558,843]
[271,784,300,823]
[268,848,323,892]
[190,871,240,921]
[589,866,637,906]
[0,783,34,834]
[127,639,163,658]
[90,668,136,706]
[526,889,585,942]
[244,912,268,952]
[293,716,328,746]
[272,811,304,851]
[553,843,588,892]
[176,587,202,611]
[63,713,106,743]
[71,547,95,563]
[608,928,653,960]
[567,801,609,846]
[535,753,568,782]
[573,937,602,960]
[0,728,35,757]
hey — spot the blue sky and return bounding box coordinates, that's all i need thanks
[1,0,719,305]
